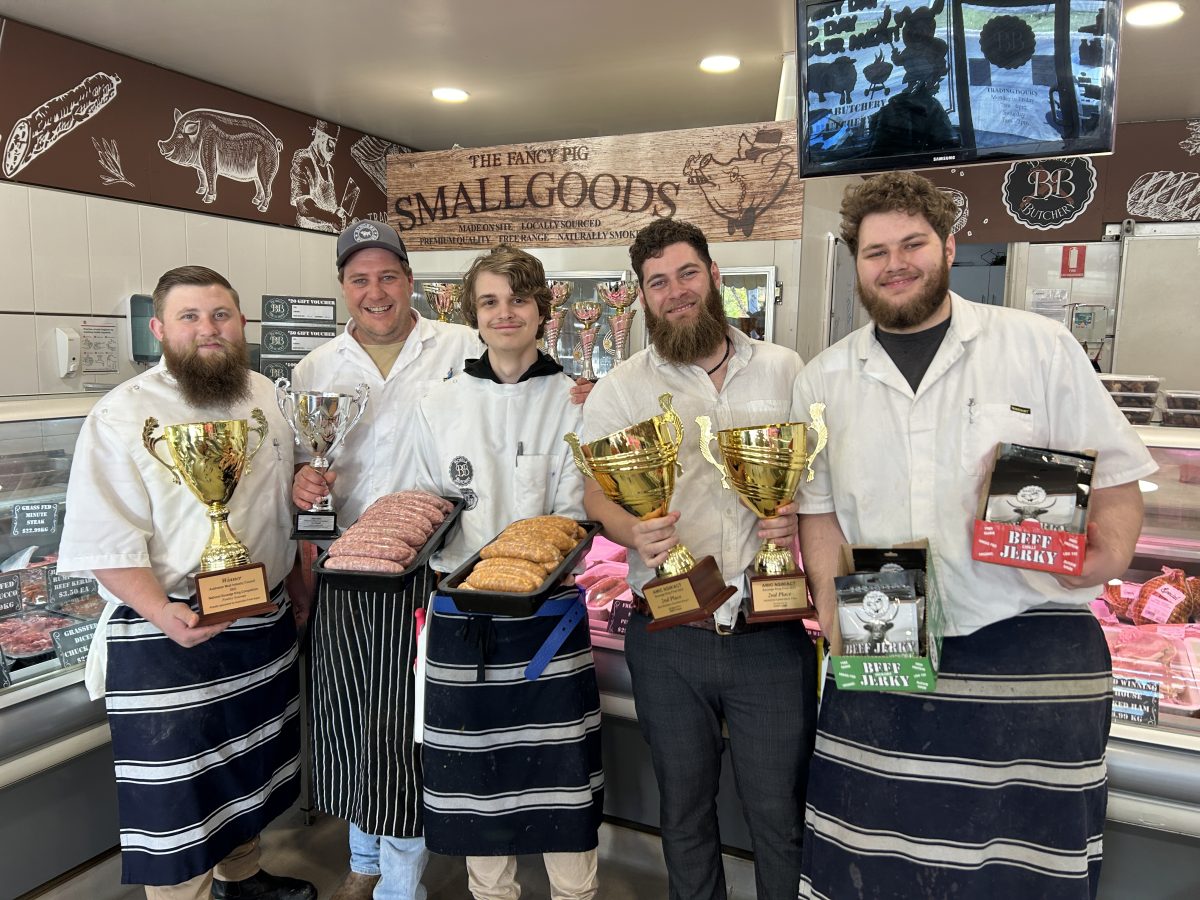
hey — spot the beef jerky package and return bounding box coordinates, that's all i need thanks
[835,570,923,658]
[849,547,929,597]
[972,443,1096,576]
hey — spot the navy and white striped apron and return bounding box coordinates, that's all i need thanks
[422,590,604,857]
[105,587,300,886]
[800,607,1112,900]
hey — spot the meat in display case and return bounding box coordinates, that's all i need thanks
[0,395,118,899]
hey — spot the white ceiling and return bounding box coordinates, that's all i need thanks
[0,0,1195,151]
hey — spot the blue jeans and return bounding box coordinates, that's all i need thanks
[348,823,430,900]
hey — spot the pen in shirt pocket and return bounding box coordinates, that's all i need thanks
[516,441,524,464]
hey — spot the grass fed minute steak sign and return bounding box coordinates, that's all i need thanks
[388,121,803,250]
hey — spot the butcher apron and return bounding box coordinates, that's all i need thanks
[104,586,300,886]
[307,564,434,837]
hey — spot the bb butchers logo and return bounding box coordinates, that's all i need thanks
[683,127,794,237]
[449,455,474,487]
[353,221,379,243]
[263,297,290,321]
[1002,158,1096,230]
[263,330,289,352]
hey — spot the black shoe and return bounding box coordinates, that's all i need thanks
[211,870,317,900]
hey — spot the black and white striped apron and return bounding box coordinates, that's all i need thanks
[307,565,434,837]
[800,607,1112,900]
[105,587,300,886]
[422,590,604,857]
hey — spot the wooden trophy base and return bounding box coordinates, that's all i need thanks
[193,562,276,625]
[746,571,813,623]
[292,509,339,540]
[643,555,737,632]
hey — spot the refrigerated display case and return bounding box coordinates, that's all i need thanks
[0,394,119,898]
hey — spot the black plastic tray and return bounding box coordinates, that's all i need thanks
[439,520,602,616]
[314,496,466,593]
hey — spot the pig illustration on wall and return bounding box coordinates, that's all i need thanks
[684,128,794,237]
[158,108,283,212]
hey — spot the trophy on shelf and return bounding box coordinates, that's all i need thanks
[543,280,573,363]
[143,411,277,624]
[572,299,604,381]
[597,279,639,365]
[424,282,462,323]
[696,403,828,622]
[275,379,369,538]
[564,393,736,631]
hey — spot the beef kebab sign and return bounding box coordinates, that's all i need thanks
[387,121,803,250]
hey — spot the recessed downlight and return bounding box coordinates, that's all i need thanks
[700,55,741,74]
[1126,2,1183,27]
[432,87,470,103]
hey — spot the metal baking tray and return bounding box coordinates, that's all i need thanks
[313,496,466,593]
[439,520,602,616]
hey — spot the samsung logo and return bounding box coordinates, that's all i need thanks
[932,155,958,162]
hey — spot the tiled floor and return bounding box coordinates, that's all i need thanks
[30,808,759,899]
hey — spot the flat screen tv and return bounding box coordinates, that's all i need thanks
[797,0,1119,177]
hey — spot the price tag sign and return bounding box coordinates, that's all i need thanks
[47,566,99,603]
[51,620,97,668]
[0,572,21,617]
[1112,676,1159,727]
[607,598,634,636]
[12,503,59,535]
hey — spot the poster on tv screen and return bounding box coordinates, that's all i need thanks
[797,0,1118,176]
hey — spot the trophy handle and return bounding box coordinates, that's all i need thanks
[338,383,370,451]
[695,416,731,490]
[243,408,269,472]
[563,432,594,480]
[275,377,300,445]
[804,402,828,482]
[142,417,182,485]
[655,393,684,454]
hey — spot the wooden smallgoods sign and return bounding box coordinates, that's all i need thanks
[388,121,803,250]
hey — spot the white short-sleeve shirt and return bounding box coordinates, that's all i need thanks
[792,293,1157,636]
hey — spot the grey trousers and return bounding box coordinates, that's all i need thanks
[624,612,817,900]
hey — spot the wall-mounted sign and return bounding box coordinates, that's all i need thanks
[1002,158,1097,231]
[12,502,59,536]
[389,121,803,250]
[260,324,337,355]
[261,295,337,324]
[1061,245,1087,278]
[260,355,304,382]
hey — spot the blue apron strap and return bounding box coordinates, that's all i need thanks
[524,594,585,681]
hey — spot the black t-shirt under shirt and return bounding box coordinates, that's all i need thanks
[874,316,952,392]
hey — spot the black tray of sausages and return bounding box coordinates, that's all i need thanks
[439,519,602,616]
[314,496,466,593]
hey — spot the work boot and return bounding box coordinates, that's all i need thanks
[330,871,382,900]
[211,870,317,899]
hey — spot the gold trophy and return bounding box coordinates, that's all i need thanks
[544,280,573,363]
[425,282,462,323]
[696,403,828,622]
[143,411,276,624]
[572,299,603,380]
[597,279,639,365]
[565,393,736,631]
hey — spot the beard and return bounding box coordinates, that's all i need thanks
[644,277,728,365]
[161,337,252,409]
[857,258,950,330]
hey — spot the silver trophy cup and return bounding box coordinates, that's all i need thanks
[275,378,369,535]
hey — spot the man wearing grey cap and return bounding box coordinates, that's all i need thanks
[290,221,480,900]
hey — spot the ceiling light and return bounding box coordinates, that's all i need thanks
[432,87,469,103]
[1126,2,1183,27]
[700,55,741,74]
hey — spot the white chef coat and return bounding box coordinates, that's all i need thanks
[56,364,296,697]
[289,312,482,524]
[579,327,804,628]
[792,292,1158,637]
[410,370,585,574]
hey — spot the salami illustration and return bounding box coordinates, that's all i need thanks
[684,127,795,237]
[1180,120,1200,156]
[940,187,968,234]
[93,137,133,187]
[1126,171,1200,222]
[290,120,358,232]
[158,108,283,212]
[3,72,122,178]
[350,134,397,194]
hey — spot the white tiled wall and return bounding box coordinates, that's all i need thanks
[0,182,339,397]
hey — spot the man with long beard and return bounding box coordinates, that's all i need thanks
[59,266,314,900]
[793,172,1155,900]
[580,219,817,900]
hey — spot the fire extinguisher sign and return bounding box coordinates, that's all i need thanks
[1061,245,1087,278]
